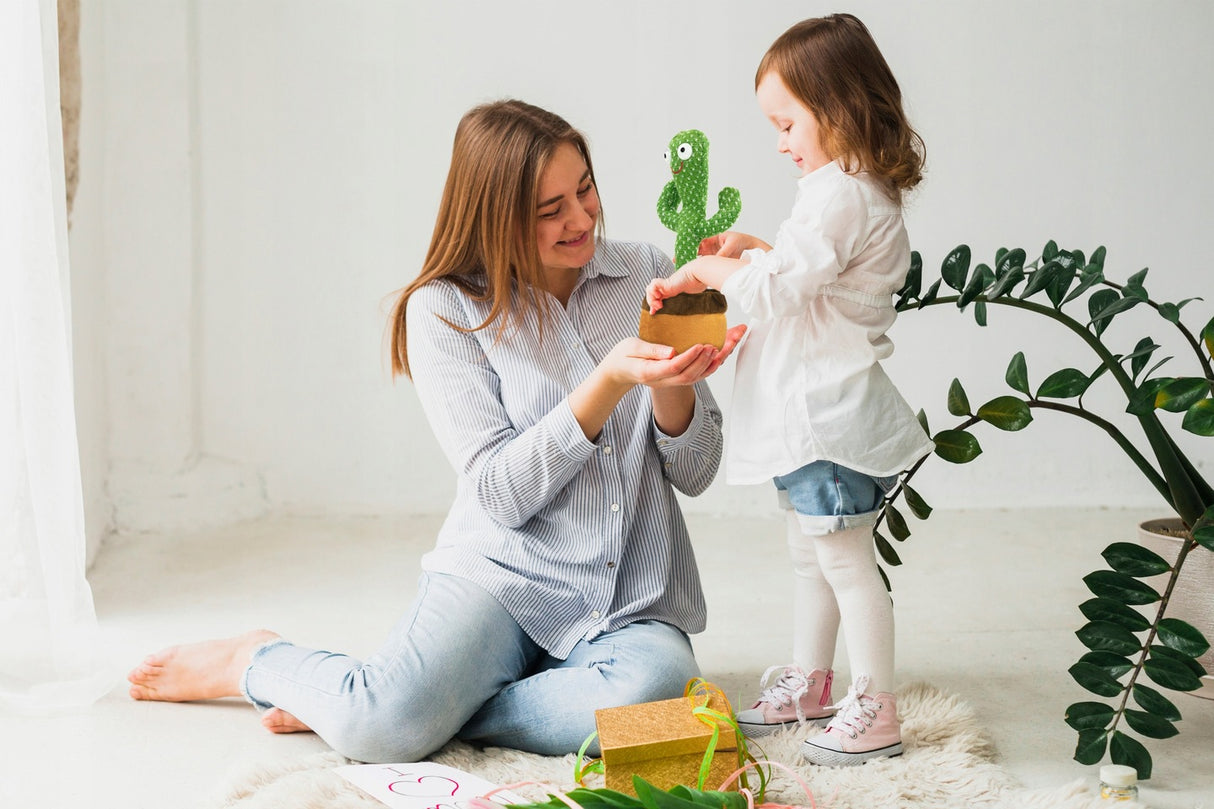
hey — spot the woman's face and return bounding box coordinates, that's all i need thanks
[535,142,600,275]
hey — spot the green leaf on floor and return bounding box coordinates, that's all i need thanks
[1156,618,1211,658]
[1082,570,1159,605]
[1076,650,1134,679]
[1132,683,1181,721]
[1124,709,1178,739]
[1075,621,1142,656]
[1073,728,1109,765]
[1078,598,1150,632]
[1101,542,1171,577]
[1068,661,1125,697]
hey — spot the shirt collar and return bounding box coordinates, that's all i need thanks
[578,238,630,281]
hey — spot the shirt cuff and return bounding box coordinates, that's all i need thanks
[653,392,707,452]
[554,397,599,463]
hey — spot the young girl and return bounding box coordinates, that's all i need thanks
[647,14,932,767]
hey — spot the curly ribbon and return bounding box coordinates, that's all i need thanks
[573,731,603,785]
[684,678,769,800]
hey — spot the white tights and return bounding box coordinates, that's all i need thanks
[785,510,895,694]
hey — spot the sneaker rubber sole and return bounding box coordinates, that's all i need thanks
[800,739,903,766]
[738,714,833,737]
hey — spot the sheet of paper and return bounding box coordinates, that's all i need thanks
[334,761,526,809]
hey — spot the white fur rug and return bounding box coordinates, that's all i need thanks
[212,682,1103,809]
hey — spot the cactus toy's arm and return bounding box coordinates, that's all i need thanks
[706,186,741,236]
[657,180,681,232]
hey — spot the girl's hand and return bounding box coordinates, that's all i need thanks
[698,231,771,258]
[645,267,709,314]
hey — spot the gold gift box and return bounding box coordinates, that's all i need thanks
[594,691,739,796]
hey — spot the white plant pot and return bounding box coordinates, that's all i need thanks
[1137,518,1214,700]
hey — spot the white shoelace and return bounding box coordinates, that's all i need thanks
[755,664,812,722]
[825,675,876,738]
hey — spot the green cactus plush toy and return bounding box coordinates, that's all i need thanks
[657,129,742,268]
[640,129,740,352]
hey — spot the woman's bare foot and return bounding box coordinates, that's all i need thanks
[128,629,280,702]
[261,707,313,734]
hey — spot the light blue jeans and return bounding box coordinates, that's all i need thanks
[774,460,897,536]
[241,572,699,763]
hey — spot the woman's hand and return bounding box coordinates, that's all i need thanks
[608,325,747,387]
[698,231,771,258]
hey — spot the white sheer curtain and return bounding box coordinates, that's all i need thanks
[0,0,111,713]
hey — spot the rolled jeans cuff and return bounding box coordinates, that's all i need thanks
[241,638,292,710]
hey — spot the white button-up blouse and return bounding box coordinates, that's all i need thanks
[721,160,933,484]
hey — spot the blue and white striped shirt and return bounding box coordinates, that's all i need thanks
[406,239,723,658]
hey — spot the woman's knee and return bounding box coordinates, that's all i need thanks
[323,710,448,764]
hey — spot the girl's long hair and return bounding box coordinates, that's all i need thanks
[757,14,924,199]
[389,100,599,378]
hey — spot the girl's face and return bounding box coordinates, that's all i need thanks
[756,72,832,176]
[535,142,600,275]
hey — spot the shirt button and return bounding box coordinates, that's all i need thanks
[591,610,601,619]
[610,503,620,512]
[603,445,613,455]
[606,561,616,568]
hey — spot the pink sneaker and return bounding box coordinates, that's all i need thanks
[735,665,835,736]
[801,676,902,766]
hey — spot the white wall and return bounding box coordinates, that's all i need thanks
[75,0,1214,538]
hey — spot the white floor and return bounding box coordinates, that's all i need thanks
[3,508,1212,808]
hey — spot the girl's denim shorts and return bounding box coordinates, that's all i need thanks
[774,460,897,536]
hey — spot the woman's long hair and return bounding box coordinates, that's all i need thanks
[389,100,599,378]
[757,14,924,198]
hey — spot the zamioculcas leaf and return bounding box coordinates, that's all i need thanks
[998,246,1026,274]
[941,245,971,291]
[1109,731,1152,780]
[1005,352,1030,395]
[1133,683,1181,721]
[874,533,902,566]
[1062,265,1105,305]
[986,265,1025,299]
[1068,661,1124,697]
[1046,261,1078,308]
[959,263,994,308]
[1064,701,1115,731]
[903,484,932,519]
[976,396,1032,431]
[918,279,942,308]
[1143,656,1202,691]
[1087,288,1121,336]
[1073,729,1109,765]
[947,378,971,416]
[1082,570,1159,605]
[1075,621,1142,656]
[877,564,891,592]
[1202,315,1214,357]
[1124,709,1178,739]
[1193,522,1214,552]
[1043,240,1059,262]
[933,429,982,463]
[1151,644,1208,676]
[1101,542,1171,577]
[1020,260,1059,300]
[1126,337,1160,380]
[995,247,1008,266]
[1155,377,1210,413]
[1091,295,1143,325]
[884,504,910,541]
[974,299,987,326]
[1077,650,1135,678]
[1156,617,1211,658]
[1079,598,1150,633]
[900,252,923,299]
[1158,302,1180,323]
[916,408,930,435]
[1127,377,1170,416]
[1126,267,1150,294]
[1037,368,1091,399]
[1182,398,1214,436]
[1090,245,1107,271]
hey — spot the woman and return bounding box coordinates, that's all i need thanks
[127,99,745,763]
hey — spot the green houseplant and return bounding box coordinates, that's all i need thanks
[868,241,1214,779]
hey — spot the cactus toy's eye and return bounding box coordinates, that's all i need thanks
[677,142,693,160]
[663,150,670,162]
